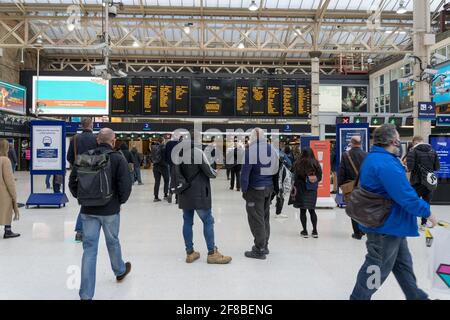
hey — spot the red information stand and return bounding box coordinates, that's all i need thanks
[310,140,331,198]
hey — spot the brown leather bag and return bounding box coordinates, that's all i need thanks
[340,152,358,201]
[345,174,393,228]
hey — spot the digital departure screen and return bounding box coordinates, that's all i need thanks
[236,80,250,116]
[159,79,173,114]
[174,78,190,115]
[127,78,142,115]
[297,84,311,116]
[142,78,158,115]
[282,81,296,117]
[267,80,281,116]
[251,80,266,115]
[111,79,127,114]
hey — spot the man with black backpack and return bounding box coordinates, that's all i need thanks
[406,136,440,230]
[69,128,132,300]
[151,137,170,202]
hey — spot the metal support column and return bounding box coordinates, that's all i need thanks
[413,0,432,140]
[311,56,320,136]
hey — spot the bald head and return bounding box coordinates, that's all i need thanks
[97,128,115,147]
[351,136,361,147]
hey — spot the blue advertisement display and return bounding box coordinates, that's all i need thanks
[432,63,450,105]
[430,136,450,179]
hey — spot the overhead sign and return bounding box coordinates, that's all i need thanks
[388,117,403,127]
[418,101,436,120]
[437,116,450,126]
[336,116,350,124]
[353,117,368,124]
[370,117,385,126]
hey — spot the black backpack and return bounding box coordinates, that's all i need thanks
[415,152,438,191]
[151,144,164,164]
[74,149,115,206]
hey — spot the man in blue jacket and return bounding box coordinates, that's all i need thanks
[350,124,437,300]
[241,128,279,260]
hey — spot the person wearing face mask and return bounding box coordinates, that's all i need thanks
[350,124,438,300]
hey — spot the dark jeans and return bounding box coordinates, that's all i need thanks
[244,187,273,251]
[45,174,51,189]
[413,184,433,226]
[134,166,142,184]
[182,209,215,252]
[153,164,169,199]
[226,168,230,180]
[300,209,317,233]
[230,166,241,189]
[275,196,284,215]
[350,233,428,300]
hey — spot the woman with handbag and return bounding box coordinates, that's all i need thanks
[0,139,20,239]
[290,147,322,238]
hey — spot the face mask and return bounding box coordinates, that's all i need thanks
[393,139,402,157]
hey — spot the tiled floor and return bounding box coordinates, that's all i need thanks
[0,170,449,300]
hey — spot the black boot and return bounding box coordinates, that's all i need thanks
[245,247,266,260]
[4,228,20,239]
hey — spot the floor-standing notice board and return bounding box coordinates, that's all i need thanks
[26,120,69,208]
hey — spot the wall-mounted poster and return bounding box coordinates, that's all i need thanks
[341,86,368,113]
[0,80,26,114]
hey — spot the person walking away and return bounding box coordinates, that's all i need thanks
[275,145,294,218]
[165,134,182,204]
[241,128,279,259]
[53,174,63,193]
[338,136,368,240]
[8,143,17,174]
[406,136,440,230]
[350,124,437,300]
[69,128,132,300]
[176,130,232,264]
[290,147,322,238]
[119,143,135,185]
[131,147,143,185]
[0,139,20,239]
[228,141,243,191]
[151,137,169,202]
[67,117,98,242]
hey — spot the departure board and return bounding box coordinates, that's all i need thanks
[251,80,266,115]
[282,81,296,117]
[267,80,281,116]
[159,79,173,114]
[111,79,127,114]
[191,79,228,116]
[174,78,190,114]
[127,79,142,115]
[142,78,158,115]
[236,80,250,116]
[297,84,311,117]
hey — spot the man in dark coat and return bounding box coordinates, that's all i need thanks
[338,136,367,240]
[69,128,132,300]
[177,130,232,265]
[406,136,440,229]
[66,117,98,242]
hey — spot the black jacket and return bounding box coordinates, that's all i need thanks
[178,142,217,210]
[338,147,368,186]
[67,129,98,166]
[406,143,440,186]
[165,140,179,166]
[8,147,17,165]
[119,144,134,164]
[290,161,322,210]
[69,143,132,216]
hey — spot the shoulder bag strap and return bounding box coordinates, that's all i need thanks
[346,152,359,175]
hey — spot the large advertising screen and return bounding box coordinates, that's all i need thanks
[0,80,26,114]
[430,136,450,179]
[33,76,109,115]
[319,86,341,112]
[342,86,368,113]
[398,81,414,111]
[432,63,450,105]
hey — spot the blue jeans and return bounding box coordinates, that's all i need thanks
[45,174,51,189]
[182,209,215,252]
[79,213,126,300]
[134,166,142,184]
[75,212,83,233]
[350,233,428,300]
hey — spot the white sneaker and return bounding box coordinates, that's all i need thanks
[275,214,288,219]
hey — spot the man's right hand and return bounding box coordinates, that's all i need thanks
[428,214,438,227]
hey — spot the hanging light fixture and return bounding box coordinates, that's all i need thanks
[238,42,245,49]
[249,0,259,12]
[132,40,140,47]
[397,0,407,14]
[67,23,75,31]
[184,23,193,34]
[35,35,43,46]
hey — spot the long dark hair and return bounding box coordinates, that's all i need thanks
[293,147,320,178]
